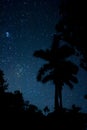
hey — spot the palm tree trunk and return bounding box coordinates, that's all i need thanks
[54,84,59,112]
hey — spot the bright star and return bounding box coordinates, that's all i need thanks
[5,32,10,38]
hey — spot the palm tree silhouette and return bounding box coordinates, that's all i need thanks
[33,34,78,111]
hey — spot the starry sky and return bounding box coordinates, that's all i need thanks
[0,0,87,113]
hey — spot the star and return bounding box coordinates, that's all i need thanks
[15,64,24,78]
[5,32,10,38]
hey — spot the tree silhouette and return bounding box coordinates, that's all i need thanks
[84,94,87,100]
[0,69,25,113]
[12,90,25,111]
[56,0,87,70]
[43,106,50,115]
[71,104,81,113]
[0,69,8,94]
[33,34,78,111]
[0,69,8,111]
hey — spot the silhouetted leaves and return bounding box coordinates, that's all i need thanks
[34,34,78,111]
[71,104,81,113]
[84,95,87,99]
[34,49,51,61]
[0,69,8,93]
[43,106,50,115]
[0,69,86,130]
[57,0,87,70]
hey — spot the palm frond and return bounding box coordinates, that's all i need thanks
[59,45,75,58]
[66,61,79,74]
[70,75,78,83]
[37,63,53,81]
[65,81,74,89]
[33,49,51,61]
[42,74,53,83]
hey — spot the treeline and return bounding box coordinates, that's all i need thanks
[0,69,42,113]
[0,69,87,129]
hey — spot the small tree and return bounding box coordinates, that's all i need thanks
[43,106,50,115]
[0,69,8,94]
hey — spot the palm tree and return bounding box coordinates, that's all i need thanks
[33,34,78,111]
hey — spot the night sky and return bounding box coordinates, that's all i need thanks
[0,0,87,113]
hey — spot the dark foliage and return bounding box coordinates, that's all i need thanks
[0,69,25,112]
[84,95,87,99]
[56,0,87,70]
[0,70,86,130]
[34,34,78,111]
[0,69,8,93]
